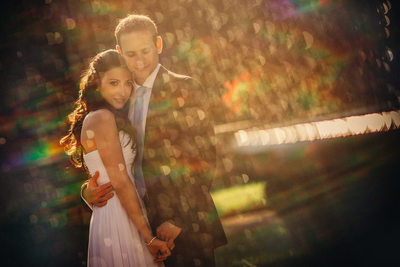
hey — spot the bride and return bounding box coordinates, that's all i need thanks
[60,49,170,266]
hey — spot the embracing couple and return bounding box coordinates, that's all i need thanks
[60,14,226,266]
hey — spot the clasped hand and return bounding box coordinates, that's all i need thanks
[145,221,181,263]
[147,221,182,262]
[156,221,182,250]
[147,238,171,263]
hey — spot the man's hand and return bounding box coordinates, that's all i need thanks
[156,221,182,250]
[82,171,114,207]
[147,238,171,263]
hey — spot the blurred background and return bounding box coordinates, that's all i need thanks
[1,0,399,266]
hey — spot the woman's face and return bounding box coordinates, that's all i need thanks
[98,67,133,109]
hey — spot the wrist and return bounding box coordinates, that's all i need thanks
[145,236,157,246]
[143,231,155,244]
[166,219,183,231]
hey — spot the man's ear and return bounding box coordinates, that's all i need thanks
[156,36,163,54]
[116,45,122,55]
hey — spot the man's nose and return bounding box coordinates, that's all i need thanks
[135,57,144,68]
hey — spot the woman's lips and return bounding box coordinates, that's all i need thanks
[113,98,127,104]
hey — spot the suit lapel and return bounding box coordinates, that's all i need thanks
[143,65,169,166]
[152,65,168,94]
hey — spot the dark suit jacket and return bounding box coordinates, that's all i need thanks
[142,65,227,251]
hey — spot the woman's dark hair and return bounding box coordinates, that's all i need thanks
[60,49,135,168]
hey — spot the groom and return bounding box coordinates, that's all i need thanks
[81,14,227,266]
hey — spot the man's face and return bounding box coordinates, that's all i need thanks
[118,30,160,85]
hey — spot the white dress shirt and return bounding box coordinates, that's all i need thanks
[128,63,161,131]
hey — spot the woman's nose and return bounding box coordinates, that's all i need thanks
[122,84,132,96]
[117,85,127,97]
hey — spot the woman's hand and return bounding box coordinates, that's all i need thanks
[147,238,171,262]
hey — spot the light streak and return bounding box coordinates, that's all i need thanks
[233,110,400,148]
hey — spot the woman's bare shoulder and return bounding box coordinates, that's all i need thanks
[82,109,117,140]
[83,109,116,127]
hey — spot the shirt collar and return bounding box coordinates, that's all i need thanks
[135,63,161,89]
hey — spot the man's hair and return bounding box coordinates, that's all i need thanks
[114,14,158,48]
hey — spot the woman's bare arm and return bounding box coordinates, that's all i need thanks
[84,109,155,243]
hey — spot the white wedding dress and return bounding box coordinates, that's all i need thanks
[83,131,162,267]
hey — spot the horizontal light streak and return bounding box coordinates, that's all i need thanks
[234,110,400,148]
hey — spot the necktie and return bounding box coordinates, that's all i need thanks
[133,86,147,198]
